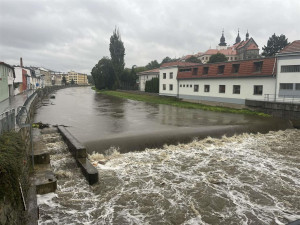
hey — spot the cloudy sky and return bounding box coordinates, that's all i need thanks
[0,0,299,74]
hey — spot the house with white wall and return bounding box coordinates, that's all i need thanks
[0,62,15,102]
[159,57,278,106]
[275,40,300,101]
[137,68,159,91]
[159,62,200,97]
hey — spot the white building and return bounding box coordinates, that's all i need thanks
[159,58,277,106]
[159,62,200,97]
[275,40,300,102]
[137,68,159,91]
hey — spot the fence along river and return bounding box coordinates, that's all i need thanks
[35,87,300,224]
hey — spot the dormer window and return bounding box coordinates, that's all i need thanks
[232,64,240,73]
[254,61,263,73]
[218,65,225,74]
[192,68,198,75]
[203,67,209,75]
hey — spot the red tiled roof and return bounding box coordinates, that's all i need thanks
[160,61,200,68]
[137,68,159,75]
[204,48,237,56]
[177,57,276,79]
[280,40,300,53]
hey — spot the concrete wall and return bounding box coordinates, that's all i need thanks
[0,65,9,102]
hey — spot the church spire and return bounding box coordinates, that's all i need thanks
[235,28,241,44]
[219,29,227,46]
[246,30,249,41]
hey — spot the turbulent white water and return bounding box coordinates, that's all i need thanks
[38,129,300,225]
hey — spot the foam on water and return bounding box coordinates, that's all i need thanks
[38,129,300,224]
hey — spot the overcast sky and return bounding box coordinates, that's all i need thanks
[0,0,299,74]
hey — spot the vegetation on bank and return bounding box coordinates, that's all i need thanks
[92,87,270,117]
[0,132,28,208]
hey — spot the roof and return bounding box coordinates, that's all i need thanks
[279,40,300,54]
[203,48,237,56]
[247,43,259,50]
[137,68,159,76]
[0,61,14,70]
[177,57,276,80]
[160,61,201,68]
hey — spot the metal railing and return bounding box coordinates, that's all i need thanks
[264,94,300,104]
[0,109,16,134]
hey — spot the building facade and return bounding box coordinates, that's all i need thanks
[137,68,159,91]
[159,57,277,105]
[0,62,15,102]
[276,40,300,101]
[67,71,88,85]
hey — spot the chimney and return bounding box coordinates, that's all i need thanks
[20,57,23,67]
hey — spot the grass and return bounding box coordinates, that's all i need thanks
[92,87,270,117]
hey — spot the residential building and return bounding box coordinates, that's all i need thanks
[159,57,277,106]
[67,71,88,85]
[0,62,15,102]
[137,68,159,91]
[159,62,201,97]
[276,40,300,101]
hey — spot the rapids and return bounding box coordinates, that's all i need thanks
[38,129,300,225]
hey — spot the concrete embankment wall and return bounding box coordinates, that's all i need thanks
[246,100,300,128]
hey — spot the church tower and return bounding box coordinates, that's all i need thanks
[219,30,227,47]
[235,29,241,44]
[246,30,249,41]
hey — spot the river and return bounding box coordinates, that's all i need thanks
[35,87,300,224]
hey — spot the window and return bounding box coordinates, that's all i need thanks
[163,73,166,79]
[179,68,192,72]
[180,84,182,87]
[206,57,208,60]
[254,61,263,73]
[169,72,173,79]
[204,85,210,92]
[163,84,166,90]
[192,68,198,75]
[218,65,225,74]
[233,85,240,94]
[235,57,237,60]
[203,67,209,75]
[190,85,192,88]
[194,85,199,92]
[232,64,240,73]
[296,83,300,90]
[169,84,173,91]
[253,85,263,95]
[183,84,185,87]
[281,65,300,73]
[280,83,293,90]
[219,85,225,93]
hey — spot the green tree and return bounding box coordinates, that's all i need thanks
[161,56,176,64]
[185,56,202,64]
[91,57,115,90]
[145,77,159,93]
[262,33,289,56]
[109,27,125,89]
[145,60,160,70]
[208,53,228,63]
[87,75,94,85]
[61,76,67,85]
[70,79,75,85]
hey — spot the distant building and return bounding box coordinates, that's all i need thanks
[0,62,15,102]
[137,68,159,91]
[67,71,88,85]
[197,30,260,63]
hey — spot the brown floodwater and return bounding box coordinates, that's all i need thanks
[34,87,291,154]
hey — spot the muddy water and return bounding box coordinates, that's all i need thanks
[34,87,290,153]
[38,129,300,224]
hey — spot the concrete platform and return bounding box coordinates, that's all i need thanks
[77,158,98,185]
[33,140,50,164]
[34,164,57,195]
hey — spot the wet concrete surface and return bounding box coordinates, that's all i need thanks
[34,87,291,153]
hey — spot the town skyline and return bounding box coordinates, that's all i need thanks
[0,0,299,74]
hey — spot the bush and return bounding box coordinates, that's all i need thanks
[145,77,159,93]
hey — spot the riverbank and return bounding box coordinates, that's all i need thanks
[93,88,270,117]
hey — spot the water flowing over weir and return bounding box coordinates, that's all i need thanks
[38,129,300,225]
